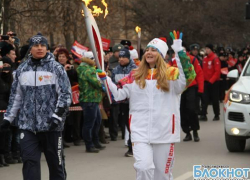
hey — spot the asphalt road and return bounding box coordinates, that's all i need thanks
[1,104,250,180]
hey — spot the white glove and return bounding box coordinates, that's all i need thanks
[171,39,183,53]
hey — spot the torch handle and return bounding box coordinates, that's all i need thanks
[104,80,112,104]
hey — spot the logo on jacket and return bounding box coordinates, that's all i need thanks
[44,75,52,81]
[39,76,43,81]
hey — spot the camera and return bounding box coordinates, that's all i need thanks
[0,61,11,71]
[1,35,9,40]
[66,65,74,70]
[10,33,17,36]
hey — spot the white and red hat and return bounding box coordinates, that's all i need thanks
[83,51,94,59]
[147,38,168,57]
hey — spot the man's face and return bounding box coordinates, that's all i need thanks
[30,44,47,59]
[191,49,198,56]
[205,47,212,55]
[7,50,16,63]
[114,51,120,59]
[119,57,130,66]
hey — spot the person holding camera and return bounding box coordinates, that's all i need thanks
[0,33,72,180]
[56,48,82,147]
[0,42,21,165]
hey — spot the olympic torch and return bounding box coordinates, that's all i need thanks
[135,26,141,59]
[82,2,112,104]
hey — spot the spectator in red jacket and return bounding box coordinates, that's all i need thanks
[200,44,221,121]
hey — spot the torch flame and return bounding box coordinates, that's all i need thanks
[101,0,109,18]
[82,0,108,18]
[83,0,93,6]
[92,6,103,16]
[135,26,141,33]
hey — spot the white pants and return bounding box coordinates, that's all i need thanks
[133,143,174,180]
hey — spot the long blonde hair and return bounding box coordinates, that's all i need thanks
[133,53,169,92]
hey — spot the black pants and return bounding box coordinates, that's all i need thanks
[0,130,7,154]
[120,103,132,151]
[0,113,9,154]
[109,104,120,140]
[64,110,82,142]
[20,130,66,180]
[201,81,220,116]
[180,86,200,133]
[8,126,20,153]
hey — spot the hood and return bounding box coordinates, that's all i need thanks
[80,57,95,66]
[232,76,250,94]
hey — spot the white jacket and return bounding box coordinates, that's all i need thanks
[107,51,195,144]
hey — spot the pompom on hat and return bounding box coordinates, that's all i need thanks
[146,38,168,58]
[129,49,138,60]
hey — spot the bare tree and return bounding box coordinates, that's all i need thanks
[127,0,250,48]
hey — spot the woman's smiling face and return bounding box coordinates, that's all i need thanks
[145,47,159,66]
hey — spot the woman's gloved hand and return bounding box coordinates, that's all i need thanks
[97,69,107,81]
[170,30,183,53]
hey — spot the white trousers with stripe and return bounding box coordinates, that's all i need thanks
[133,143,175,180]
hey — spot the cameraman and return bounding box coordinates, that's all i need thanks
[56,48,81,146]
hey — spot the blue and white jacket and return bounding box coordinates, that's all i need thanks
[4,53,72,132]
[111,59,137,84]
[111,59,137,104]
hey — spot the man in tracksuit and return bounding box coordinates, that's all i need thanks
[0,33,72,180]
[200,44,221,121]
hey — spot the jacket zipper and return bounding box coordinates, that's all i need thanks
[34,65,37,133]
[151,68,154,80]
[149,68,154,143]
